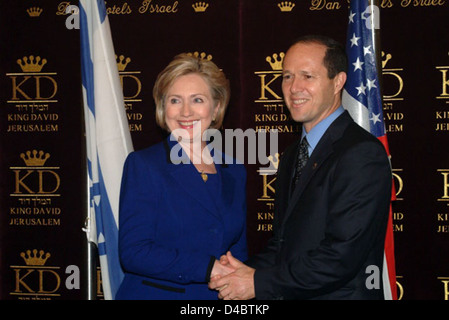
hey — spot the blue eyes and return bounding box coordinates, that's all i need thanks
[168,97,204,104]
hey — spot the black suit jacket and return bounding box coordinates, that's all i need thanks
[246,111,391,300]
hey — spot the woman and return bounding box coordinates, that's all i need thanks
[115,53,248,300]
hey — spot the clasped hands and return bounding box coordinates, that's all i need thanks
[208,251,255,300]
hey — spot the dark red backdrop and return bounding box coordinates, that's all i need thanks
[1,0,449,300]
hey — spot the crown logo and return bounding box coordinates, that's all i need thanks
[188,51,213,61]
[17,55,47,72]
[268,153,280,170]
[27,7,43,17]
[278,1,295,12]
[266,53,285,70]
[20,249,51,266]
[116,55,131,71]
[381,51,392,69]
[192,2,209,12]
[20,150,50,167]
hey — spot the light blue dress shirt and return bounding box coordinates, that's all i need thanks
[301,106,345,156]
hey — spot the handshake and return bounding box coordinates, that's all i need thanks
[208,251,256,300]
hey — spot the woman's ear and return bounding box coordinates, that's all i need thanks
[213,102,220,122]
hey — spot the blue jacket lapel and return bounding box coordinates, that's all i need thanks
[285,111,353,220]
[163,136,233,219]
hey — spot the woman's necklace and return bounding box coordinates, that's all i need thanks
[188,142,213,183]
[200,171,208,183]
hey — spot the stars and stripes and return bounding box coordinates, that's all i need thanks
[342,0,397,300]
[80,0,133,299]
[343,2,384,139]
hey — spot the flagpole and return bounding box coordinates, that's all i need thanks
[370,0,398,300]
[82,106,97,301]
[85,202,98,300]
[87,237,98,300]
[370,0,384,99]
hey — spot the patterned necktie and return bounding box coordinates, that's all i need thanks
[293,137,309,187]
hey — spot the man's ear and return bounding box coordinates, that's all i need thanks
[333,72,347,94]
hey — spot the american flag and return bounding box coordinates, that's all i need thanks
[80,0,133,299]
[342,0,397,300]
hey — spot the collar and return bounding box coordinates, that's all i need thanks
[301,106,345,155]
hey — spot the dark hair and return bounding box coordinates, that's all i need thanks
[290,35,347,79]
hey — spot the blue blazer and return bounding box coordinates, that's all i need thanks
[115,136,248,300]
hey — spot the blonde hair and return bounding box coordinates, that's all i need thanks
[153,53,230,131]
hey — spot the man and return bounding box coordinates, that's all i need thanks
[209,35,392,300]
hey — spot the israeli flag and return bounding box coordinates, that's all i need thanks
[80,0,133,300]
